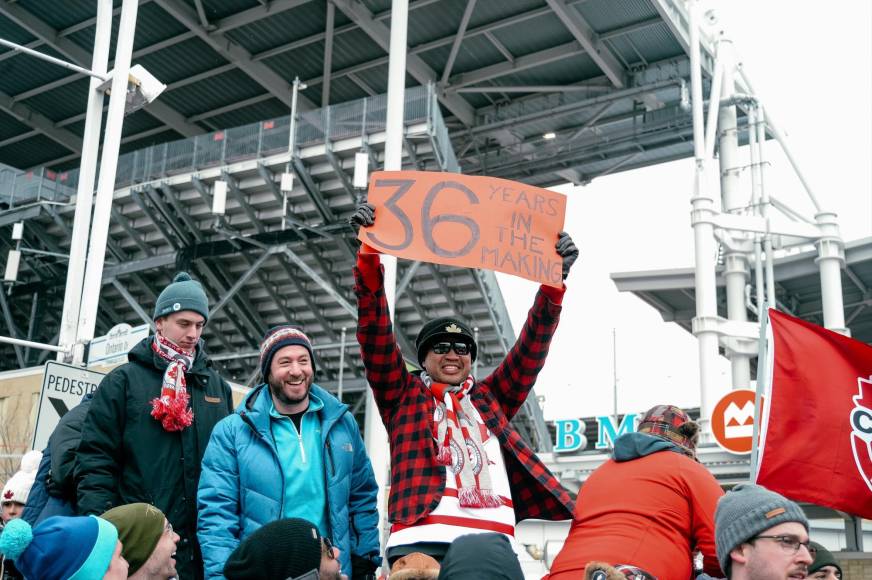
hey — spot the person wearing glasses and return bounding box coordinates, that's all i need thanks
[101,503,181,580]
[222,518,346,580]
[197,326,380,580]
[350,204,579,566]
[807,542,842,580]
[700,483,813,580]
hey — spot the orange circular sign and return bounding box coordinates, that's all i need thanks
[711,389,764,454]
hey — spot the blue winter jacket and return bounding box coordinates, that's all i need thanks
[197,383,381,579]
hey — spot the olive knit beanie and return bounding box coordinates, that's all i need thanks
[101,503,166,575]
[808,541,842,575]
[153,272,209,321]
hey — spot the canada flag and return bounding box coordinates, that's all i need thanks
[756,309,872,518]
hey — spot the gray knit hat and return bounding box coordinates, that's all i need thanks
[153,272,209,321]
[715,484,808,574]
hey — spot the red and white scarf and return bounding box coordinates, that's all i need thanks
[424,373,501,509]
[150,334,195,432]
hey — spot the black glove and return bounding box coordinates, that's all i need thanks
[350,554,378,580]
[348,203,375,233]
[555,231,579,280]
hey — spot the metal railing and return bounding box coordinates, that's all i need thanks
[0,84,455,209]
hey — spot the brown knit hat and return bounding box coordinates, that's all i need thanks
[390,552,440,580]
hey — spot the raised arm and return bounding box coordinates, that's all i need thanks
[480,231,578,418]
[351,203,416,422]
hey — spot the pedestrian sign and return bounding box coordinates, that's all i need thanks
[31,361,105,451]
[711,389,763,455]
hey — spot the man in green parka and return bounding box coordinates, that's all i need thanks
[76,272,233,580]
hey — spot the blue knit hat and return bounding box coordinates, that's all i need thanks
[153,272,209,321]
[259,325,316,380]
[0,515,119,580]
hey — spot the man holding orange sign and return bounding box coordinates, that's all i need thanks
[350,194,578,566]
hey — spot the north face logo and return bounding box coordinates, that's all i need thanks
[850,376,872,493]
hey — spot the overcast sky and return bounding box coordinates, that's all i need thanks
[497,0,872,422]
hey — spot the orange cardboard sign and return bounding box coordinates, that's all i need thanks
[360,171,567,287]
[711,389,765,454]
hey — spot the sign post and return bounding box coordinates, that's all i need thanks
[32,361,105,451]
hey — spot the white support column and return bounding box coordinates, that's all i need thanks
[364,0,408,565]
[716,40,750,389]
[75,0,140,357]
[57,0,112,362]
[815,211,848,335]
[688,0,722,434]
[747,106,767,314]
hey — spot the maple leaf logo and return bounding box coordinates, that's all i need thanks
[3,490,13,500]
[445,323,463,333]
[850,375,872,493]
[854,376,872,410]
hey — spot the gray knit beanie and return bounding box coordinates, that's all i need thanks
[715,484,808,574]
[153,272,209,321]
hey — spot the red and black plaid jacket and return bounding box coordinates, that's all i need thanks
[354,253,574,525]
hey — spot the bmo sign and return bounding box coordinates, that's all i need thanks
[553,414,639,452]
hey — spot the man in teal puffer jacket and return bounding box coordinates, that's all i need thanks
[197,325,381,579]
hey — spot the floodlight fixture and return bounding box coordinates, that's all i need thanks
[97,64,167,116]
[543,132,557,140]
[11,222,23,241]
[280,172,295,193]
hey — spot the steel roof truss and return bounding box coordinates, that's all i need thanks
[274,254,340,342]
[281,245,355,319]
[195,261,262,347]
[215,0,313,33]
[332,0,475,126]
[440,0,477,85]
[446,41,582,90]
[131,189,181,250]
[153,0,315,110]
[545,0,625,88]
[255,163,335,240]
[159,184,205,242]
[324,146,355,200]
[290,158,335,224]
[110,278,154,328]
[208,249,272,320]
[0,90,82,153]
[111,207,154,256]
[0,289,26,367]
[145,186,189,243]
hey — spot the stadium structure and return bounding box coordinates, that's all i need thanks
[0,0,868,574]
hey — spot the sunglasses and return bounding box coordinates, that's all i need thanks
[431,342,471,356]
[322,537,336,560]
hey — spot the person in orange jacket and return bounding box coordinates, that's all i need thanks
[546,405,724,580]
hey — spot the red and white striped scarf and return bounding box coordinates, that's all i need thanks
[424,373,501,509]
[150,334,195,432]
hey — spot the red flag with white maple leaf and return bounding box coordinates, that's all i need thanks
[756,308,872,518]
